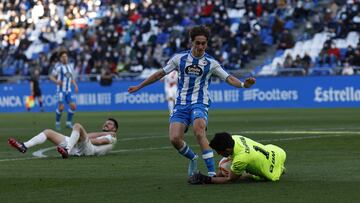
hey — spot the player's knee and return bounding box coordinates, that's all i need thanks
[58,105,64,112]
[70,104,76,111]
[72,123,82,130]
[43,129,53,135]
[193,125,206,137]
[169,136,182,148]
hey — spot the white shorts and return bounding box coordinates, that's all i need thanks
[65,136,96,156]
[165,86,177,100]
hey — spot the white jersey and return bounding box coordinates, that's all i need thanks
[164,70,178,89]
[51,62,76,93]
[66,134,117,156]
[163,50,229,106]
[164,70,178,99]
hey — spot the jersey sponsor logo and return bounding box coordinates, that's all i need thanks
[185,65,203,77]
[314,86,360,102]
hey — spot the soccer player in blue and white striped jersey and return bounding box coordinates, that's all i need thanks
[49,51,79,130]
[128,25,256,178]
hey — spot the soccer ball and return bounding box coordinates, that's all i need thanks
[218,157,232,176]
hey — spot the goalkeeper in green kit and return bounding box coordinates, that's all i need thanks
[189,132,286,184]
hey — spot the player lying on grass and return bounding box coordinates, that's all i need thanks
[8,118,118,159]
[189,132,286,184]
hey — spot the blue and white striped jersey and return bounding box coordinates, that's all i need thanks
[163,50,229,106]
[51,62,76,93]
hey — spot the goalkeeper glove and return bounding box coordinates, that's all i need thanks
[188,171,212,184]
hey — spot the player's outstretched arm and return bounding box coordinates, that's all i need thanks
[128,69,166,93]
[226,75,256,88]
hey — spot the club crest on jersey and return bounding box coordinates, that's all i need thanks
[185,65,203,77]
[201,60,208,66]
[64,72,72,78]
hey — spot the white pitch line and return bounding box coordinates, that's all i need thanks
[109,133,353,154]
[111,146,173,153]
[101,130,360,142]
[32,146,56,157]
[19,131,360,158]
[1,131,358,162]
[0,156,42,162]
[241,131,360,135]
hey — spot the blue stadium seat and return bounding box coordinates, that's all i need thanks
[275,50,284,57]
[42,44,50,53]
[229,18,241,24]
[339,48,347,60]
[284,20,295,30]
[31,53,39,60]
[263,35,273,45]
[3,65,16,75]
[260,28,271,39]
[252,66,263,75]
[156,33,170,44]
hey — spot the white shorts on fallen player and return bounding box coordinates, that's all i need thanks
[64,135,115,156]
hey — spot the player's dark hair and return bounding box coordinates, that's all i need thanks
[209,132,234,151]
[58,50,68,58]
[189,25,211,41]
[108,118,118,132]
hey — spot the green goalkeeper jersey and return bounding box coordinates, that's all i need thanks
[230,135,286,181]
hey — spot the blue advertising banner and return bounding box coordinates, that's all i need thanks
[0,75,360,113]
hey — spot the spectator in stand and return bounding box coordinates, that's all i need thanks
[301,53,313,74]
[293,55,303,68]
[272,16,285,43]
[283,54,294,68]
[352,49,360,67]
[300,21,315,41]
[341,61,354,75]
[0,0,354,79]
[287,54,305,76]
[277,29,295,50]
[239,39,252,66]
[318,49,330,66]
[344,45,355,63]
[99,68,113,86]
[327,43,340,61]
[351,11,360,31]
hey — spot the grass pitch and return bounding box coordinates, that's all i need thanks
[0,108,359,202]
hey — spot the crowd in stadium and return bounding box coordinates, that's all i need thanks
[0,0,359,82]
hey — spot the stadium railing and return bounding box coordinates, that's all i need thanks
[276,68,306,76]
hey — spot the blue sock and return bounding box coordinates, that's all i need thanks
[202,150,216,175]
[178,142,196,160]
[56,109,62,122]
[67,109,74,123]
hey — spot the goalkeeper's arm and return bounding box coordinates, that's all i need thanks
[189,171,254,184]
[210,171,241,184]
